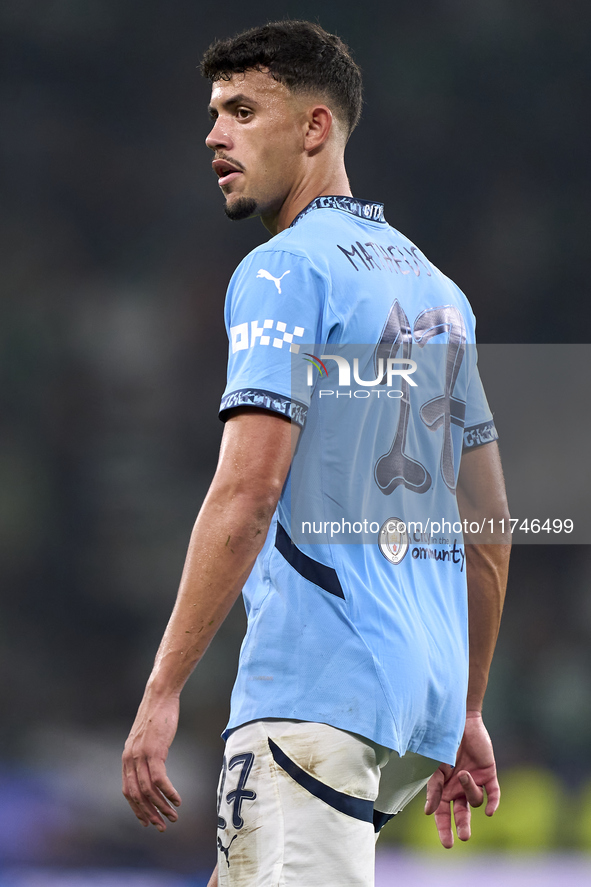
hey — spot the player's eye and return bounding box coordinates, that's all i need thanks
[236,107,252,120]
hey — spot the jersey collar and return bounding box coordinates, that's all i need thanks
[289,195,386,227]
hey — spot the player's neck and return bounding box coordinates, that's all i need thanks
[262,163,352,236]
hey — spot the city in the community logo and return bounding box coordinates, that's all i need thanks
[378,517,409,564]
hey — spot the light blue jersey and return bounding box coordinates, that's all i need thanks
[219,196,497,765]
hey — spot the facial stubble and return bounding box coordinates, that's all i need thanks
[224,196,258,221]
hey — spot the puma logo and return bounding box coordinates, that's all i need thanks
[217,834,237,867]
[256,268,290,293]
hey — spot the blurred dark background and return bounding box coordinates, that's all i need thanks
[1,0,590,876]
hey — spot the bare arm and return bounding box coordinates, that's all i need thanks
[122,408,295,831]
[458,440,511,712]
[425,441,511,847]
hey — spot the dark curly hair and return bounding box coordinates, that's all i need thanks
[200,20,363,138]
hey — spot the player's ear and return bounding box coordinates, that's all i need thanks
[304,104,333,152]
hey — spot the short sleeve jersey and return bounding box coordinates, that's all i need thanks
[219,196,498,765]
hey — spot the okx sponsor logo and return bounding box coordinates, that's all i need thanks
[230,319,304,353]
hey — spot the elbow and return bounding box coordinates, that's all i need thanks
[210,471,283,523]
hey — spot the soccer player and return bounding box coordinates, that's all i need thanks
[122,21,511,886]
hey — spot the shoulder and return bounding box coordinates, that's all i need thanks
[228,229,330,298]
[234,227,322,271]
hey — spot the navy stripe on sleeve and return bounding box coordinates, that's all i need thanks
[219,388,308,427]
[462,420,499,451]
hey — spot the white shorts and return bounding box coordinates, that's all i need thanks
[216,719,440,887]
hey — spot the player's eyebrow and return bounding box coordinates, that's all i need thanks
[208,93,259,117]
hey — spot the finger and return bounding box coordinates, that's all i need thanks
[148,760,182,811]
[434,802,454,849]
[135,759,174,830]
[457,770,484,807]
[424,768,445,815]
[122,762,152,827]
[123,751,175,832]
[484,775,501,816]
[452,795,471,842]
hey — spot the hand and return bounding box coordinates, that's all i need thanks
[424,711,500,848]
[122,691,182,832]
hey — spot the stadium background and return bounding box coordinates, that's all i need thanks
[1,0,590,883]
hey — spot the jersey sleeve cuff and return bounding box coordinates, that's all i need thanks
[462,419,499,451]
[219,388,309,427]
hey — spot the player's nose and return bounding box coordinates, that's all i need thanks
[205,119,232,151]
